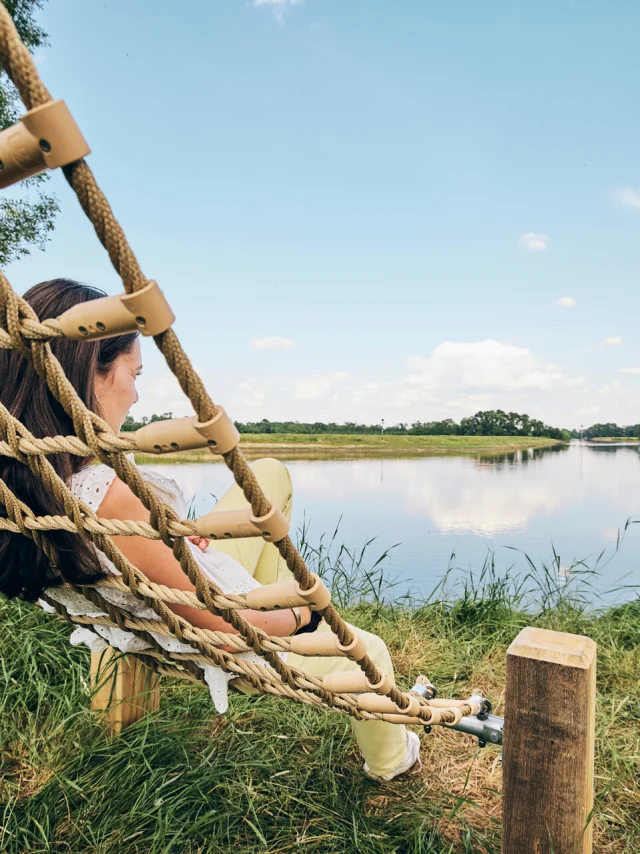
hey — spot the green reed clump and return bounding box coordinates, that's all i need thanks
[0,527,638,853]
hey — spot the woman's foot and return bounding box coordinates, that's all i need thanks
[363,730,422,781]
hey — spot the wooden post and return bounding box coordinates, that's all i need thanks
[90,647,160,734]
[502,627,596,854]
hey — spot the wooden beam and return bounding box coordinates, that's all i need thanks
[90,647,160,734]
[502,626,596,854]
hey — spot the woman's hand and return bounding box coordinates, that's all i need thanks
[188,535,210,552]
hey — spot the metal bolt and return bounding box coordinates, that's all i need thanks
[477,699,492,721]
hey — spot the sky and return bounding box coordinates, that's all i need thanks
[6,0,640,429]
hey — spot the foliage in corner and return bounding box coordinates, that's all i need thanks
[0,0,59,265]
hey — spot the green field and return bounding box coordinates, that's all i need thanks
[133,433,564,464]
[1,550,637,853]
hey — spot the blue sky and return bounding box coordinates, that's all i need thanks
[6,0,640,429]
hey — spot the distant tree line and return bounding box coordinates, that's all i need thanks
[570,423,640,439]
[123,409,570,440]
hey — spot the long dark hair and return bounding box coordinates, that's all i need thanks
[0,278,138,600]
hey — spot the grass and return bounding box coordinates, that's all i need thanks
[1,534,638,853]
[133,434,565,465]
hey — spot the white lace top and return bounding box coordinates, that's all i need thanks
[39,460,287,713]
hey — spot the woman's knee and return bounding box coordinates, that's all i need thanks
[251,457,291,487]
[250,458,292,509]
[353,626,395,678]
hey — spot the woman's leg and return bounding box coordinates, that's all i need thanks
[287,620,411,778]
[206,458,294,584]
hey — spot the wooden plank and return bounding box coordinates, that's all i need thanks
[90,647,160,734]
[502,626,596,854]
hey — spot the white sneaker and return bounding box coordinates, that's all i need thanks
[363,730,422,781]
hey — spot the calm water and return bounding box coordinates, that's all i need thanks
[145,442,640,604]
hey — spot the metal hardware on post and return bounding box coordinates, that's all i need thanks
[448,713,504,748]
[409,678,437,700]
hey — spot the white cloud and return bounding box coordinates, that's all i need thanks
[231,381,266,409]
[519,232,548,251]
[602,336,622,347]
[253,0,302,23]
[251,336,295,351]
[295,371,348,400]
[130,338,639,432]
[555,297,577,308]
[130,371,192,419]
[403,340,568,393]
[613,187,640,209]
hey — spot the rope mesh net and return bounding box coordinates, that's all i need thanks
[0,1,478,728]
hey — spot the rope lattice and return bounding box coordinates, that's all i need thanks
[0,2,477,728]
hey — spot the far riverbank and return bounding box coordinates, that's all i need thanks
[589,436,639,443]
[132,433,565,464]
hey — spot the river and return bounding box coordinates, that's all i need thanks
[143,441,640,605]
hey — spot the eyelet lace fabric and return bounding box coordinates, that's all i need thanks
[39,459,287,713]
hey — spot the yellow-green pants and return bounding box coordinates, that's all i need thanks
[207,457,409,777]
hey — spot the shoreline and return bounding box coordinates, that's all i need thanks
[589,436,639,443]
[132,433,565,464]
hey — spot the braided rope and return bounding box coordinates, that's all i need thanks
[0,0,474,726]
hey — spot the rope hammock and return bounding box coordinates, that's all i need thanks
[0,2,485,731]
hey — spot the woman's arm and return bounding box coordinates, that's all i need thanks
[97,477,311,645]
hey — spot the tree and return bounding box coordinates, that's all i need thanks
[0,1,59,266]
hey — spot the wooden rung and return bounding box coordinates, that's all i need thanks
[90,647,160,734]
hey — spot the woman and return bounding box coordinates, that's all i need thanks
[0,278,421,781]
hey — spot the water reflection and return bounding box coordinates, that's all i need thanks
[145,443,639,601]
[584,442,640,456]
